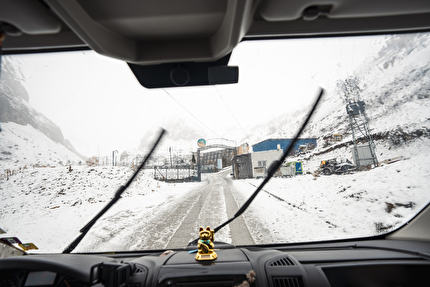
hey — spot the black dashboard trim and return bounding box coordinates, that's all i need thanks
[1,239,430,287]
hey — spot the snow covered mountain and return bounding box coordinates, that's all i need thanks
[245,33,430,157]
[0,58,83,169]
[0,122,83,170]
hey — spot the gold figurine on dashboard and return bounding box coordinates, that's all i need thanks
[195,226,217,261]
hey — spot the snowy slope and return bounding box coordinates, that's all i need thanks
[247,33,430,150]
[0,122,82,170]
[0,165,194,252]
[1,57,84,161]
[233,137,430,244]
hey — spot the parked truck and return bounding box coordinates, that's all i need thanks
[320,158,355,175]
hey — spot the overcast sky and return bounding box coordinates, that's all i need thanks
[11,35,385,157]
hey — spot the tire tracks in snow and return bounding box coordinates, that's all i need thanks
[77,185,204,252]
[167,170,254,248]
[165,177,216,249]
[78,171,255,252]
[122,186,204,251]
[221,173,255,245]
[189,174,231,244]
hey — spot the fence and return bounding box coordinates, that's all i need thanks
[153,166,197,182]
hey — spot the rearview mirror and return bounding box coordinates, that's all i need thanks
[128,53,238,88]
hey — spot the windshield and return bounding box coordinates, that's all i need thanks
[1,32,429,253]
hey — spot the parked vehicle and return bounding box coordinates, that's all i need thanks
[320,158,355,175]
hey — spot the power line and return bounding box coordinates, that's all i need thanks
[162,89,221,137]
[214,85,251,142]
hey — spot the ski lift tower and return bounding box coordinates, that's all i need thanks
[344,84,378,169]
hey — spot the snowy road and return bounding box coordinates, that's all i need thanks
[76,169,255,252]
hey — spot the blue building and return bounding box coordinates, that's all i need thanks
[252,138,317,154]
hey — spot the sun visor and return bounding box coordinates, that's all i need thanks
[0,0,61,35]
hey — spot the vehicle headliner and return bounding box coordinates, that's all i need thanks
[1,0,430,64]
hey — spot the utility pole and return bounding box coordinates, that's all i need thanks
[112,150,118,166]
[197,149,201,182]
[169,147,173,168]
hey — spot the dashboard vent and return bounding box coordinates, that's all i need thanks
[273,277,304,287]
[269,257,296,267]
[133,264,145,274]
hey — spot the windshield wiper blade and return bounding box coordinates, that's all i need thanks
[188,88,324,246]
[63,129,166,253]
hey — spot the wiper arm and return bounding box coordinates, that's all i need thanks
[188,88,324,246]
[63,129,166,253]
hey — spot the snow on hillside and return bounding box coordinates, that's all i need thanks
[224,33,430,244]
[248,33,430,149]
[0,122,82,170]
[358,35,430,133]
[234,139,430,243]
[0,165,200,252]
[245,34,430,178]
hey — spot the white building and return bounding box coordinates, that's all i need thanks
[251,149,284,178]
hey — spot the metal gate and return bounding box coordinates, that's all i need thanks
[153,166,197,182]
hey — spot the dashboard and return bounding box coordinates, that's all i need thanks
[1,239,430,287]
